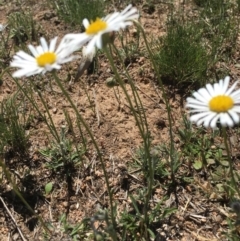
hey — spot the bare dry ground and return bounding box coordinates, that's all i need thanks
[1,0,240,240]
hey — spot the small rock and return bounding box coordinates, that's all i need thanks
[214,215,223,223]
[12,232,19,241]
[62,201,68,208]
[138,57,145,64]
[230,136,237,146]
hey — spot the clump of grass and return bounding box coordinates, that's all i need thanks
[153,19,209,88]
[8,11,41,45]
[39,126,85,172]
[0,26,12,68]
[0,97,29,157]
[199,0,238,61]
[152,0,239,89]
[198,0,228,21]
[193,0,208,7]
[50,0,105,26]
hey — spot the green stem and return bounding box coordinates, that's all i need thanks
[136,22,178,195]
[106,47,144,135]
[105,46,152,238]
[52,72,117,240]
[222,127,240,197]
[10,74,60,142]
[110,44,148,135]
[34,89,60,142]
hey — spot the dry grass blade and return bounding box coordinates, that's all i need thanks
[0,196,27,241]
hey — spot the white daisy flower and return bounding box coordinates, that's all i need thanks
[63,4,139,54]
[186,76,240,128]
[11,37,78,78]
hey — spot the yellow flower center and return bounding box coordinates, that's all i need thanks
[85,18,107,35]
[209,95,234,113]
[36,52,57,67]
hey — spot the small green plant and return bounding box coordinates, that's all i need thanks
[179,114,240,201]
[87,209,118,240]
[43,214,88,240]
[39,126,85,172]
[178,115,222,170]
[132,145,171,180]
[8,11,41,45]
[153,19,209,88]
[117,23,141,65]
[59,214,88,240]
[118,191,176,240]
[50,0,105,26]
[44,182,53,195]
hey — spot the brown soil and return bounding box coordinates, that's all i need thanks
[0,0,240,241]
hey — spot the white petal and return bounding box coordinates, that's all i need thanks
[203,112,217,127]
[86,37,98,55]
[36,45,44,55]
[228,110,240,124]
[220,113,233,127]
[95,34,103,49]
[192,91,209,103]
[83,19,90,29]
[11,61,36,68]
[63,33,81,42]
[219,78,223,90]
[49,37,58,52]
[186,97,206,106]
[197,88,212,101]
[226,81,239,96]
[13,66,39,77]
[40,37,49,52]
[64,34,89,53]
[205,83,215,97]
[13,51,35,62]
[213,82,221,94]
[186,103,209,111]
[121,10,139,22]
[232,106,240,113]
[222,76,230,94]
[229,88,240,100]
[210,114,220,128]
[105,12,120,23]
[28,45,39,57]
[190,112,210,122]
[121,4,132,15]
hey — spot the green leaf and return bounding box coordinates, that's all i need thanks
[219,160,229,167]
[193,160,203,170]
[45,182,53,195]
[147,228,155,239]
[207,158,215,165]
[216,183,225,192]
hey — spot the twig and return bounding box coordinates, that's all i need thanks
[189,230,218,241]
[181,197,191,214]
[0,196,27,241]
[135,84,162,108]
